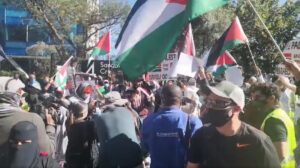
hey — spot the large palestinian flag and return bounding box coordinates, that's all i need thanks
[205,16,248,75]
[115,0,229,80]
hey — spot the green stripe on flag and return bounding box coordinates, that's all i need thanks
[220,40,245,55]
[213,64,235,76]
[186,0,229,20]
[92,48,108,57]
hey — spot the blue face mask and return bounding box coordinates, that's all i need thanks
[104,83,109,88]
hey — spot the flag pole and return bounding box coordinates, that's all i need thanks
[108,53,110,77]
[246,0,286,61]
[85,62,93,73]
[52,56,74,79]
[246,43,258,68]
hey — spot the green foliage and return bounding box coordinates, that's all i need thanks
[192,4,235,57]
[232,0,299,76]
[192,0,299,77]
[6,0,130,60]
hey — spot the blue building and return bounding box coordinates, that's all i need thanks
[0,5,52,56]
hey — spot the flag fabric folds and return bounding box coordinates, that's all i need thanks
[115,0,229,80]
[170,23,199,77]
[208,51,237,76]
[205,16,248,75]
[55,56,73,91]
[88,32,111,67]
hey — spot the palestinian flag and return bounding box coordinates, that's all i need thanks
[207,51,237,76]
[88,32,111,67]
[115,0,229,80]
[205,16,248,73]
[55,56,73,91]
[170,23,199,77]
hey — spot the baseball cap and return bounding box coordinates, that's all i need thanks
[207,81,245,110]
[104,91,128,106]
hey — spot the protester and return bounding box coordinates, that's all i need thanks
[65,100,97,168]
[93,91,143,168]
[187,81,281,168]
[128,79,154,118]
[5,121,59,168]
[28,73,42,90]
[273,74,297,120]
[179,78,201,116]
[55,105,69,167]
[249,83,297,167]
[40,75,56,93]
[66,58,78,94]
[0,92,55,162]
[142,85,202,168]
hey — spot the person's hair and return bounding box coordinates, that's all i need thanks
[251,83,281,101]
[70,57,78,66]
[70,101,88,118]
[161,85,181,106]
[177,78,187,88]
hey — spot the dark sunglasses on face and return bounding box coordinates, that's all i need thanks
[205,98,235,109]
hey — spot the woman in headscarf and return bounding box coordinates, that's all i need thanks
[7,121,59,168]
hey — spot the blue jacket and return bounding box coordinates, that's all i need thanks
[142,107,202,168]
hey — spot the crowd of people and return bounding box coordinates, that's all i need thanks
[0,58,300,168]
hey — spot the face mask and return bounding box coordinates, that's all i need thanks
[206,107,233,127]
[104,83,109,88]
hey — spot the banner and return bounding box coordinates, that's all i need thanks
[94,60,120,77]
[283,39,300,61]
[148,53,178,80]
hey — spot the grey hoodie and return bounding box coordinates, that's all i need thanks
[0,92,55,162]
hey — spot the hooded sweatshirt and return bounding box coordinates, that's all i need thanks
[0,92,55,163]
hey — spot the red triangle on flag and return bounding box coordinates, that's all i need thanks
[216,51,237,65]
[166,0,188,5]
[225,17,248,43]
[182,24,196,56]
[95,32,111,53]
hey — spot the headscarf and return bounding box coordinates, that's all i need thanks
[75,82,93,103]
[8,121,39,168]
[0,92,21,107]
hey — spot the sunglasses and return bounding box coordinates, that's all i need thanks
[205,98,234,109]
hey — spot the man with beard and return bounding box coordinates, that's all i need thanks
[249,83,297,168]
[187,81,280,168]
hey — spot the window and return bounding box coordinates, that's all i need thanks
[6,25,26,42]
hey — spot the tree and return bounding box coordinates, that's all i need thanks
[192,4,235,57]
[26,42,57,56]
[232,0,299,76]
[7,0,130,60]
[191,0,299,77]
